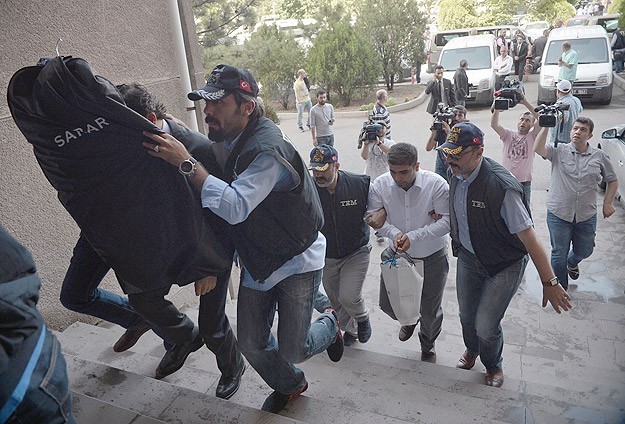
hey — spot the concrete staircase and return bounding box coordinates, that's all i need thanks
[56,258,625,423]
[56,201,625,423]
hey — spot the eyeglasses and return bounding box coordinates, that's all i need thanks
[441,146,477,161]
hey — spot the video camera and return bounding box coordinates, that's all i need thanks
[432,103,455,131]
[535,102,570,127]
[357,115,384,149]
[493,79,524,110]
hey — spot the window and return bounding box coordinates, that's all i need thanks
[544,38,608,65]
[439,46,492,70]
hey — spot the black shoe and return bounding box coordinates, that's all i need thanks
[357,318,372,343]
[154,332,204,379]
[324,309,344,362]
[568,265,580,280]
[421,350,437,364]
[398,324,417,342]
[113,321,151,352]
[343,332,358,347]
[298,126,305,132]
[216,362,246,399]
[261,381,308,413]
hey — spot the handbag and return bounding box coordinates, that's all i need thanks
[380,252,424,326]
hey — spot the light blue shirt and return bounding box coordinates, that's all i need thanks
[558,48,578,81]
[200,141,325,291]
[453,159,533,254]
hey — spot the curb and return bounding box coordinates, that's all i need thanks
[277,90,429,121]
[613,71,625,91]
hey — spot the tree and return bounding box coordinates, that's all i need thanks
[438,0,479,30]
[238,24,304,109]
[307,21,380,106]
[193,0,259,47]
[478,0,527,26]
[530,0,575,24]
[354,0,427,90]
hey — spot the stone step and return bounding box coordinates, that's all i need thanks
[72,391,167,424]
[65,354,303,424]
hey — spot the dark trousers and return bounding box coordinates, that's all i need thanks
[128,267,243,377]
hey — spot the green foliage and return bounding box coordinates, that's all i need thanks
[438,0,479,30]
[531,0,575,24]
[259,97,281,123]
[238,24,304,109]
[608,0,625,28]
[193,0,258,47]
[478,0,526,26]
[307,21,380,106]
[354,0,427,90]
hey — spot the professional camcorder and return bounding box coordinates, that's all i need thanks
[357,120,384,149]
[432,103,455,131]
[535,102,570,127]
[493,79,524,110]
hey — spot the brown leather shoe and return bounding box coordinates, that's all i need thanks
[420,350,436,363]
[398,324,417,342]
[485,370,504,388]
[113,322,151,352]
[456,351,478,370]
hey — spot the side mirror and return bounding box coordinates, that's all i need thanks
[602,128,617,139]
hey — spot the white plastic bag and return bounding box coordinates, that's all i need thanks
[381,255,424,326]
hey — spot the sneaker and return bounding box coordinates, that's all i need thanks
[261,381,308,413]
[343,332,358,347]
[324,308,344,362]
[357,318,372,343]
[568,265,580,280]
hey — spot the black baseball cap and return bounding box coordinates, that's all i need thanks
[188,64,259,102]
[438,122,484,156]
[308,145,338,171]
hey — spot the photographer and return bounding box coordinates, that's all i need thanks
[547,80,582,146]
[426,105,467,182]
[490,94,540,205]
[360,122,395,243]
[361,122,395,180]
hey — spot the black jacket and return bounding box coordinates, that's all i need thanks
[316,171,370,259]
[425,78,456,114]
[453,67,469,102]
[7,56,230,293]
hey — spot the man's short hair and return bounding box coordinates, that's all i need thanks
[520,111,535,122]
[117,83,167,119]
[453,105,467,116]
[562,41,571,49]
[434,65,444,72]
[460,59,468,68]
[316,89,326,97]
[376,89,388,101]
[575,116,594,133]
[388,142,418,166]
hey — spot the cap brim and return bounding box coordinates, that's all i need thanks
[188,87,227,101]
[437,142,465,155]
[308,163,330,171]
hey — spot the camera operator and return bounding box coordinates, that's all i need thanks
[547,80,582,146]
[360,122,395,243]
[361,122,395,181]
[426,105,467,182]
[490,94,540,205]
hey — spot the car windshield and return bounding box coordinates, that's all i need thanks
[544,38,608,65]
[435,32,469,47]
[439,46,492,70]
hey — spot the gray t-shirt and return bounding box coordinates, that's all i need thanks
[309,103,335,137]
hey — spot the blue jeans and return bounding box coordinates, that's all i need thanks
[456,248,528,372]
[546,211,597,290]
[60,235,145,330]
[316,135,334,146]
[237,269,338,394]
[297,100,312,128]
[6,332,76,424]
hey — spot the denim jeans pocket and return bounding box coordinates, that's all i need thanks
[38,337,73,422]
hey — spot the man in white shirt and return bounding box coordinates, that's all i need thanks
[365,143,450,363]
[493,46,514,90]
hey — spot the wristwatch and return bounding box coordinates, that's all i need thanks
[179,157,197,177]
[542,276,559,287]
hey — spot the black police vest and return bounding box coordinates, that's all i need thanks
[317,171,370,259]
[206,116,324,282]
[451,157,529,277]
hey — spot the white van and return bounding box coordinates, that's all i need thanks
[538,26,613,105]
[438,34,497,106]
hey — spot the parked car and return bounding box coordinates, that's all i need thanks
[567,16,591,27]
[598,125,625,202]
[587,13,621,40]
[521,21,550,41]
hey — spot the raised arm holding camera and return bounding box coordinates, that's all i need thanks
[490,94,540,205]
[360,122,395,181]
[426,104,467,182]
